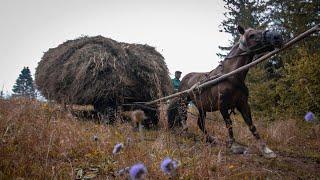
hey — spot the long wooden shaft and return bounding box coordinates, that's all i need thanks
[144,24,320,106]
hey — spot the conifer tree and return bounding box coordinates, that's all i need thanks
[265,0,320,115]
[12,67,36,98]
[217,0,266,58]
[218,0,320,116]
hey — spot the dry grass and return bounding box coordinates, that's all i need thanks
[0,98,319,179]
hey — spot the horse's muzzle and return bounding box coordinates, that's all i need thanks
[264,30,283,48]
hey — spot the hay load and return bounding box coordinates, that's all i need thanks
[35,36,172,120]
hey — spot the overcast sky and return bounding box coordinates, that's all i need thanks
[0,0,231,94]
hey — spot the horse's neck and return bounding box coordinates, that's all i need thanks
[223,47,253,82]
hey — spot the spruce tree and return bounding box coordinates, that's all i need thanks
[218,0,320,116]
[12,67,36,98]
[265,0,320,115]
[217,0,266,58]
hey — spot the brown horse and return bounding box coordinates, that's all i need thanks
[168,25,283,158]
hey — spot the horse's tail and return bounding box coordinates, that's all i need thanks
[167,94,190,129]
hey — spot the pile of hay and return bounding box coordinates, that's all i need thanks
[35,36,172,114]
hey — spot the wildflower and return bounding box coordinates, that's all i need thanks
[129,163,147,180]
[93,135,98,141]
[160,157,178,175]
[112,143,124,154]
[304,112,315,122]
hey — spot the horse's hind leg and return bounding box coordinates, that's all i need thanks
[237,100,276,158]
[178,97,188,131]
[198,109,216,144]
[167,97,188,130]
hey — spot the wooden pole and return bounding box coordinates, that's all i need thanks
[144,23,320,106]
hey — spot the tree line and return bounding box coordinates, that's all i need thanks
[218,0,319,117]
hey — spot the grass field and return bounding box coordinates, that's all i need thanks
[0,98,319,179]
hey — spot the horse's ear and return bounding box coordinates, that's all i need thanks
[237,25,245,35]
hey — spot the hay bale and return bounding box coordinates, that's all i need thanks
[35,36,173,115]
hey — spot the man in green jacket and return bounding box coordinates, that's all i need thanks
[172,71,182,93]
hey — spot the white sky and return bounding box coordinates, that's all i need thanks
[0,0,231,94]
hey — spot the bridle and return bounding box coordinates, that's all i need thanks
[225,30,273,59]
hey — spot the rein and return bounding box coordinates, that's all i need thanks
[225,45,271,59]
[224,51,250,59]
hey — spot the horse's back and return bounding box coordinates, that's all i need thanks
[179,72,207,91]
[179,64,223,91]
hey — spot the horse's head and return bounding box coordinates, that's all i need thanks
[237,25,283,54]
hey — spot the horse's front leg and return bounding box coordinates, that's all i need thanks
[221,108,248,154]
[237,99,277,158]
[220,108,235,148]
[198,109,216,144]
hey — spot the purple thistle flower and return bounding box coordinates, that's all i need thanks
[160,157,178,175]
[129,163,147,180]
[112,143,124,154]
[304,112,315,122]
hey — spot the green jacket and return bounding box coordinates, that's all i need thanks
[172,78,181,91]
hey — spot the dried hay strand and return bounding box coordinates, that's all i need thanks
[35,36,173,113]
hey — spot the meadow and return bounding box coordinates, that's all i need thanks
[0,98,319,179]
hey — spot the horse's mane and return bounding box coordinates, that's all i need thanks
[211,42,242,76]
[224,42,240,60]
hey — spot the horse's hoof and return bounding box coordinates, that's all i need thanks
[206,135,217,144]
[230,142,248,154]
[261,146,277,158]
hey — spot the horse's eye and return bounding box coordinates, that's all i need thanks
[249,34,255,39]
